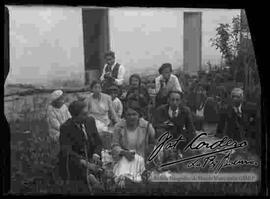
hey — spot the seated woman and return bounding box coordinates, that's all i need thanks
[111,103,155,184]
[46,90,71,142]
[125,74,150,119]
[58,100,103,193]
[108,85,123,119]
[85,80,119,149]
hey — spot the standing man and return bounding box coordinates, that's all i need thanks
[155,63,183,108]
[100,51,125,94]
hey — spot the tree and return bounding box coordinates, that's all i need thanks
[210,12,258,86]
[210,23,232,66]
[210,15,242,67]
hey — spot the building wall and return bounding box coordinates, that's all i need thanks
[5,6,240,86]
[6,6,85,87]
[109,8,240,80]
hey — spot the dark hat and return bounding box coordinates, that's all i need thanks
[158,63,172,74]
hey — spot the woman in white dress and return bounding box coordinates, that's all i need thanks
[85,80,119,149]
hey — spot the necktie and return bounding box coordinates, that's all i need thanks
[107,64,112,72]
[172,110,177,118]
[81,124,88,140]
[235,107,241,118]
[238,107,242,118]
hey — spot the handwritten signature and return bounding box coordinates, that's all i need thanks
[148,132,259,173]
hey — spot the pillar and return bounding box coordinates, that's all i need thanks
[82,8,110,85]
[183,12,202,75]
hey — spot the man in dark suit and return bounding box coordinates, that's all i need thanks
[216,88,255,144]
[153,90,196,160]
[58,100,103,192]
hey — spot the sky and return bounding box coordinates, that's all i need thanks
[6,6,240,85]
[109,8,240,77]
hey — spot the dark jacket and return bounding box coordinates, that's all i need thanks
[102,63,121,94]
[58,116,102,182]
[125,86,150,108]
[216,102,256,142]
[152,104,196,150]
[186,88,207,113]
[203,97,219,123]
[105,63,120,79]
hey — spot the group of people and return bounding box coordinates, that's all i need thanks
[45,51,260,192]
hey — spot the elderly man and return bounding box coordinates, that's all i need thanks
[46,90,71,142]
[216,87,248,142]
[100,51,125,94]
[155,63,183,107]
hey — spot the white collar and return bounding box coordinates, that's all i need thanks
[234,104,242,113]
[105,61,117,70]
[168,106,179,117]
[160,74,172,81]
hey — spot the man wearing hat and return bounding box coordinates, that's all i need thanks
[216,87,255,144]
[46,90,71,142]
[155,63,183,107]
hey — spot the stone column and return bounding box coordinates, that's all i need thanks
[82,8,110,85]
[183,12,202,75]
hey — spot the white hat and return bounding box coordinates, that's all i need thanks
[231,88,244,97]
[50,90,63,102]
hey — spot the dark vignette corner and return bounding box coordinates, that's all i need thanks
[2,5,11,195]
[245,6,269,197]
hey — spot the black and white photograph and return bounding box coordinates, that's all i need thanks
[3,4,265,195]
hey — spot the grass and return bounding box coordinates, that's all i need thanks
[7,89,261,195]
[9,118,261,195]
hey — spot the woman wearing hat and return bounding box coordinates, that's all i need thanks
[46,90,71,142]
[155,63,183,107]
